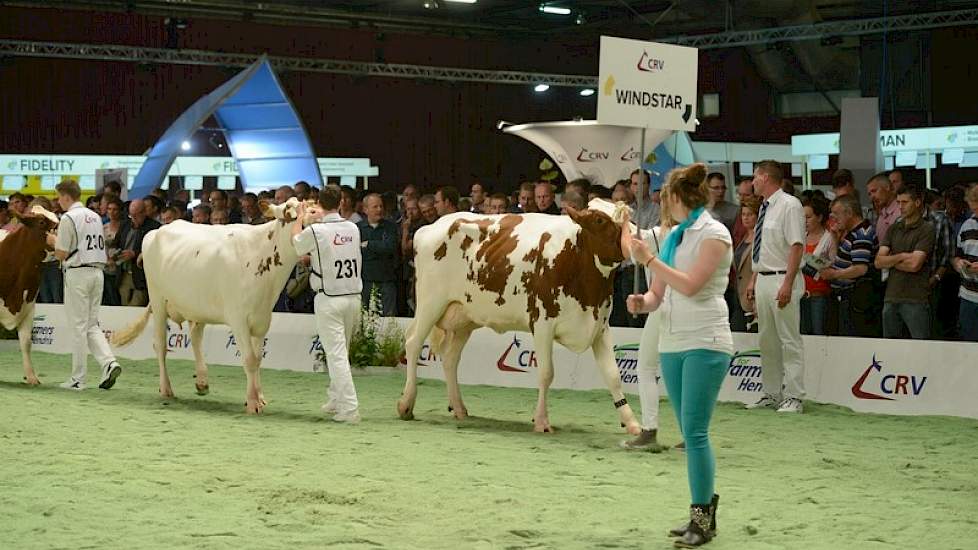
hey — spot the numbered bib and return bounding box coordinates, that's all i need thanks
[64,206,107,266]
[310,220,363,296]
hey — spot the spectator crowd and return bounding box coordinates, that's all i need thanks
[2,166,976,342]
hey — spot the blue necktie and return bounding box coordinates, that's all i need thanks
[752,200,769,264]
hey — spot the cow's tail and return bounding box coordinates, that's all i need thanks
[111,306,152,347]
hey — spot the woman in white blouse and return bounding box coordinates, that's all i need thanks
[624,163,733,548]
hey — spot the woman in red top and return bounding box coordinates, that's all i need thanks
[800,194,834,335]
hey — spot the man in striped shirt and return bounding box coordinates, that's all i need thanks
[819,194,881,337]
[952,184,978,342]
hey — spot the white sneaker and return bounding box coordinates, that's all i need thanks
[332,410,361,424]
[59,379,86,391]
[99,362,122,390]
[321,400,338,415]
[745,394,779,410]
[777,398,804,413]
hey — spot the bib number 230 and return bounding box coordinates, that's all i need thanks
[85,234,105,251]
[334,259,358,279]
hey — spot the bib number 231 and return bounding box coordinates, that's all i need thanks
[334,259,358,279]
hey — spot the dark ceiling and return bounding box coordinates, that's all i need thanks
[9,0,978,40]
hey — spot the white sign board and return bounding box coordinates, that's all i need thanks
[597,36,698,132]
[28,305,978,421]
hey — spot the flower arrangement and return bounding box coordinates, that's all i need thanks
[314,286,404,370]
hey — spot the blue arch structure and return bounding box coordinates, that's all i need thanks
[131,55,322,198]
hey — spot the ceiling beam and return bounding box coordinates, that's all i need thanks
[656,7,978,49]
[0,39,599,87]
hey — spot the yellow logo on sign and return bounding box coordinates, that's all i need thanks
[603,74,616,96]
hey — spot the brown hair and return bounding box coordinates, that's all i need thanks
[965,183,978,203]
[319,185,342,210]
[755,160,783,182]
[55,178,81,200]
[665,163,709,210]
[740,195,762,216]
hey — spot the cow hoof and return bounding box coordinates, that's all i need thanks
[396,400,414,421]
[160,389,175,399]
[23,375,41,386]
[195,383,209,396]
[245,401,263,415]
[452,407,469,421]
[625,423,642,436]
[533,423,554,434]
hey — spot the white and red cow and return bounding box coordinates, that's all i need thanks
[398,200,642,434]
[112,198,301,413]
[0,206,60,385]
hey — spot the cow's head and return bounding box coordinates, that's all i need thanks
[259,197,300,226]
[15,205,60,247]
[565,201,626,267]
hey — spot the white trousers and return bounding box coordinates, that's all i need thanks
[754,273,806,400]
[314,293,361,414]
[637,309,661,431]
[64,267,116,383]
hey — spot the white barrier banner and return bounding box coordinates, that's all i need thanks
[29,305,978,419]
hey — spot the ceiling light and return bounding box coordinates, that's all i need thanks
[534,84,550,92]
[580,88,594,96]
[445,0,477,3]
[181,140,192,151]
[575,13,585,25]
[539,4,571,15]
[423,0,440,8]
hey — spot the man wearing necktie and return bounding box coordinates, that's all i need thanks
[745,161,807,414]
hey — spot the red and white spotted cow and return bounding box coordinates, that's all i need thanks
[0,206,60,385]
[111,198,301,413]
[398,200,641,434]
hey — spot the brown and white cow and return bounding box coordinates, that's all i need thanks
[398,200,641,434]
[0,206,60,385]
[111,198,302,413]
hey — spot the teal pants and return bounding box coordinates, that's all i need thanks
[660,349,730,505]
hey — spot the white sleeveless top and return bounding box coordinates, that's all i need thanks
[58,202,107,268]
[293,213,363,296]
[658,211,734,355]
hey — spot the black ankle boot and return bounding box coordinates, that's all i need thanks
[668,493,718,537]
[673,503,716,548]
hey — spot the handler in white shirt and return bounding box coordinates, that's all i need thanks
[48,179,122,391]
[292,185,364,424]
[746,161,806,414]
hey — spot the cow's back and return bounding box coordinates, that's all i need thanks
[142,220,279,325]
[414,213,607,346]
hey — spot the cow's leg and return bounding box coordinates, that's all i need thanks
[251,336,267,407]
[592,328,641,435]
[18,303,39,386]
[152,304,174,398]
[531,327,556,433]
[441,325,474,421]
[190,322,209,395]
[230,324,262,414]
[397,301,447,420]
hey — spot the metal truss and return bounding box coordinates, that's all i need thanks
[658,7,978,49]
[2,7,974,85]
[0,39,598,87]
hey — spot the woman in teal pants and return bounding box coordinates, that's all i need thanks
[624,163,733,548]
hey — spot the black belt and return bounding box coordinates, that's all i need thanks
[758,270,787,276]
[67,264,102,269]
